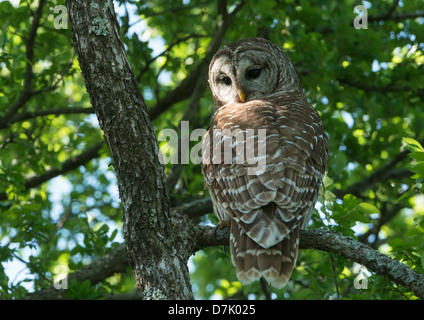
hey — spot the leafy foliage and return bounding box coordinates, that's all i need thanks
[0,0,423,300]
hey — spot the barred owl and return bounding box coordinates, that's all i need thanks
[201,38,328,289]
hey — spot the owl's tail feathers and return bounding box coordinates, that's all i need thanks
[229,221,299,289]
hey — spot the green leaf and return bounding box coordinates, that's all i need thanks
[358,202,380,214]
[403,137,424,152]
[396,189,418,203]
[343,194,358,211]
[408,152,424,162]
[109,229,118,242]
[324,190,336,202]
[323,175,334,189]
[410,163,424,174]
[295,288,318,299]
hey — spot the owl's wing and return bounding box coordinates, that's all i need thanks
[202,99,328,288]
[202,100,328,244]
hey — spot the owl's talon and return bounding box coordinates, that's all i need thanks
[214,224,219,237]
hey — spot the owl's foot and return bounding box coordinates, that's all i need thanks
[214,220,230,241]
[214,220,230,236]
[214,221,230,254]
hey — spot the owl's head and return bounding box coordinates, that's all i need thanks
[208,38,302,110]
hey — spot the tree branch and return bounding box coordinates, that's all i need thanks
[136,33,205,82]
[24,244,127,300]
[369,10,424,22]
[386,0,400,17]
[0,0,47,128]
[357,202,403,247]
[171,198,213,218]
[1,107,95,129]
[27,222,424,299]
[192,226,424,299]
[367,0,400,22]
[333,138,423,199]
[165,62,209,193]
[0,142,104,201]
[299,229,424,299]
[24,142,105,190]
[147,62,205,121]
[337,77,405,93]
[147,0,245,121]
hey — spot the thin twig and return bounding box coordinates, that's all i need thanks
[330,255,340,299]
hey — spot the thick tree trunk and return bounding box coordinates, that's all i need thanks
[66,0,193,299]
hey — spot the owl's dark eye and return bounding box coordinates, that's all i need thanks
[221,76,232,86]
[246,68,261,80]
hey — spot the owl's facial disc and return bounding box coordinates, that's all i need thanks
[209,55,239,106]
[235,50,279,102]
[209,49,280,108]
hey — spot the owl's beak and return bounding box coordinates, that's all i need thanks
[238,89,246,103]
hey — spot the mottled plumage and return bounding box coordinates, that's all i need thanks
[202,38,328,289]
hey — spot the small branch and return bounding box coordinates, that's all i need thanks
[25,142,105,189]
[330,254,340,298]
[385,0,400,18]
[0,0,47,128]
[228,0,245,18]
[365,0,400,23]
[369,10,424,22]
[217,0,228,17]
[337,77,404,93]
[148,63,204,120]
[171,198,213,218]
[24,244,128,300]
[22,0,46,93]
[357,202,403,247]
[165,62,209,193]
[136,34,205,81]
[136,1,210,19]
[106,289,143,300]
[0,142,104,201]
[0,107,94,129]
[259,277,272,300]
[333,138,424,199]
[147,0,245,120]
